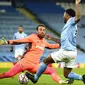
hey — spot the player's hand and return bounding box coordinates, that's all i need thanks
[75,0,81,5]
[45,34,52,40]
[0,37,8,45]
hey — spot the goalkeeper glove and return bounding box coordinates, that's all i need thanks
[0,37,8,45]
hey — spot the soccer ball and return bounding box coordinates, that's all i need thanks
[18,73,29,84]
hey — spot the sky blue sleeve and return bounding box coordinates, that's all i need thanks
[71,17,75,25]
[72,17,80,25]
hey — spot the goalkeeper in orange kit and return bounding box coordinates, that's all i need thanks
[0,24,68,84]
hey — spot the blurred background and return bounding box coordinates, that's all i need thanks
[0,0,85,68]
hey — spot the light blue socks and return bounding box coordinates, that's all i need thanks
[68,72,82,80]
[34,62,47,80]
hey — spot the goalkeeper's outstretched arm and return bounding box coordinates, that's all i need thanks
[45,34,60,44]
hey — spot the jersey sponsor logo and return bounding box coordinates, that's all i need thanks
[36,45,44,50]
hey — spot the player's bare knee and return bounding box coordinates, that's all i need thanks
[43,55,54,65]
[64,67,72,78]
[64,72,68,78]
[43,58,49,64]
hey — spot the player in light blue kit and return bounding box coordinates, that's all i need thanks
[25,0,85,84]
[11,25,27,61]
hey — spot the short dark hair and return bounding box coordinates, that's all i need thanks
[65,9,75,17]
[19,25,23,27]
[36,24,46,30]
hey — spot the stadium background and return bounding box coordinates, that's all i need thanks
[0,0,85,69]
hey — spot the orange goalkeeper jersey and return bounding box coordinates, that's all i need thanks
[8,34,60,64]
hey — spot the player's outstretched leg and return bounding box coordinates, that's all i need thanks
[0,63,23,79]
[25,65,68,84]
[42,66,68,84]
[64,67,85,84]
[65,74,85,84]
[25,61,48,84]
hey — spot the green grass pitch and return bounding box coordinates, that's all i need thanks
[0,68,85,85]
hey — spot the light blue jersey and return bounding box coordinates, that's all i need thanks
[61,17,78,51]
[13,32,27,50]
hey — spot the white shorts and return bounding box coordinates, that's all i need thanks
[51,49,77,68]
[14,49,25,59]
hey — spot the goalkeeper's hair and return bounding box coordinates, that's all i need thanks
[36,24,46,30]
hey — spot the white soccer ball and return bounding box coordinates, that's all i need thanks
[18,73,29,84]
